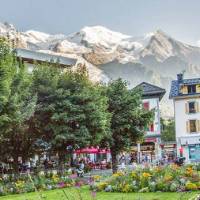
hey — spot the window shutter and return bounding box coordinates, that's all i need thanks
[195,120,198,132]
[194,102,198,113]
[143,102,149,110]
[197,120,200,132]
[186,121,190,133]
[185,102,189,114]
[196,84,200,93]
[182,86,188,94]
[196,102,200,113]
[150,124,154,132]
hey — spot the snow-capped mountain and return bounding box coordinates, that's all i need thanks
[1,22,200,117]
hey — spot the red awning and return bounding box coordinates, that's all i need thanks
[97,149,111,154]
[74,147,110,154]
[145,138,157,143]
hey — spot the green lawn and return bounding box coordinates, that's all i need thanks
[0,187,198,200]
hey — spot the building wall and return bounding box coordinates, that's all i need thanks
[174,98,200,138]
[174,97,200,162]
[142,97,161,136]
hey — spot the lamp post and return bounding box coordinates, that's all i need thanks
[137,143,141,164]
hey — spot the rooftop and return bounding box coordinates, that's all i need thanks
[169,74,200,99]
[135,82,166,100]
[14,48,77,67]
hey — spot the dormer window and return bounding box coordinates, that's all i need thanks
[188,85,196,94]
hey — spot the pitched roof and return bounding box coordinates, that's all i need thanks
[135,82,166,100]
[14,48,77,67]
[169,78,200,99]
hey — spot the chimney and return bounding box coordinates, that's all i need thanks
[177,73,183,82]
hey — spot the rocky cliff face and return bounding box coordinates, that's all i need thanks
[1,22,200,117]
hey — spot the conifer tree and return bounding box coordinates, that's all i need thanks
[106,79,153,173]
[0,39,36,173]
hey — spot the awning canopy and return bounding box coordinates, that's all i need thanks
[74,147,110,154]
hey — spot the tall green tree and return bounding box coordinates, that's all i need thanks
[161,118,175,142]
[0,38,15,113]
[106,79,153,173]
[32,66,110,171]
[31,64,60,158]
[50,68,110,169]
[0,46,37,173]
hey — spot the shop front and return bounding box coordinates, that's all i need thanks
[160,142,176,162]
[178,136,200,163]
[131,137,161,163]
[73,147,111,169]
[189,144,200,162]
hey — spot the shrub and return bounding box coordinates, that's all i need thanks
[185,182,198,191]
[0,173,78,196]
[93,164,200,193]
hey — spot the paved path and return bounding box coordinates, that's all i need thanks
[84,169,112,177]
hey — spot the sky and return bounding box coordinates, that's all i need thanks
[0,0,200,45]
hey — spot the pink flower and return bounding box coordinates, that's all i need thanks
[75,182,81,188]
[69,174,77,179]
[91,191,96,199]
[58,182,65,188]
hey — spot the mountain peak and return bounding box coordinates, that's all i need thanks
[80,25,131,38]
[140,29,180,61]
[78,25,131,47]
[154,29,167,35]
[152,29,171,40]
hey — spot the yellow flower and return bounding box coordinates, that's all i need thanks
[52,174,59,183]
[186,167,193,177]
[121,184,131,193]
[65,183,72,187]
[130,171,137,178]
[15,180,25,189]
[154,166,162,173]
[97,182,108,190]
[93,175,101,181]
[142,172,151,178]
[112,171,124,178]
[185,182,198,191]
[164,175,173,182]
[171,164,179,170]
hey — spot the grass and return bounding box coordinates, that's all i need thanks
[0,187,198,200]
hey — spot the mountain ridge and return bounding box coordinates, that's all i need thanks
[1,22,200,117]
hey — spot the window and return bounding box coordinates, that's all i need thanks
[189,120,197,133]
[145,124,154,132]
[188,102,196,113]
[143,102,149,110]
[186,101,199,114]
[150,124,154,132]
[188,85,196,94]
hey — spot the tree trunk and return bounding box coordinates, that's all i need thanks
[13,155,19,174]
[68,149,74,167]
[58,151,65,175]
[22,155,26,165]
[111,148,118,174]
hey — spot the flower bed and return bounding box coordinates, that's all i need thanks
[0,172,85,196]
[91,164,200,193]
